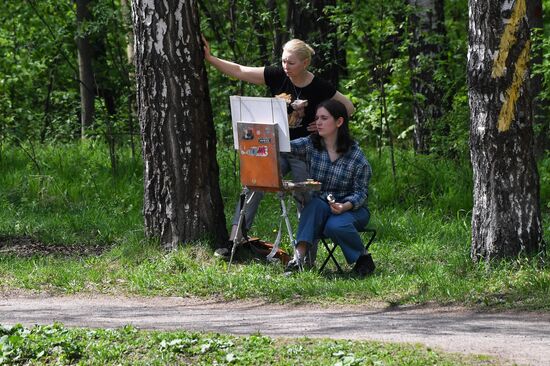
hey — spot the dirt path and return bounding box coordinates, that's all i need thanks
[1,294,549,365]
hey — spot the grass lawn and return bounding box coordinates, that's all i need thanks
[0,142,548,309]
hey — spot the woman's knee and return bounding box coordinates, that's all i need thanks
[323,220,350,238]
[303,196,327,211]
[299,197,330,230]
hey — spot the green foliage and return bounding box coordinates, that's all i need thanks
[200,0,278,145]
[368,148,473,215]
[0,0,135,154]
[0,323,494,365]
[430,87,470,159]
[532,24,550,141]
[81,0,136,140]
[325,1,411,147]
[0,2,78,142]
[540,152,550,213]
[2,0,548,162]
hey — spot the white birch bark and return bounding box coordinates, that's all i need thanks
[468,0,543,260]
[131,0,228,249]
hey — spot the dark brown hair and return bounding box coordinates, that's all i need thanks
[311,99,354,154]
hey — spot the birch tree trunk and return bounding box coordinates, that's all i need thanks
[131,0,228,250]
[468,0,543,261]
[407,0,445,154]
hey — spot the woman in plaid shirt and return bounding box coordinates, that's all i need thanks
[286,99,373,277]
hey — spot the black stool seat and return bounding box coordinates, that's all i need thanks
[319,228,376,273]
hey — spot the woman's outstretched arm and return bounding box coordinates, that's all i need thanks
[203,36,265,85]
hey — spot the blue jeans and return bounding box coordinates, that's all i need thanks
[231,153,310,229]
[295,197,370,264]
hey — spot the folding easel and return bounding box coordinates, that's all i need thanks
[228,96,320,269]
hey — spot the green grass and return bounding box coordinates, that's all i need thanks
[0,323,500,365]
[0,141,143,244]
[0,142,549,310]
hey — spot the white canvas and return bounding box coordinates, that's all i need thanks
[230,96,291,152]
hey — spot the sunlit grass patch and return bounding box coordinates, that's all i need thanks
[0,323,501,366]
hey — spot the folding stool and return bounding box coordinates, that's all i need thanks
[318,228,376,273]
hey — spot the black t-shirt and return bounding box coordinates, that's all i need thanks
[264,66,336,140]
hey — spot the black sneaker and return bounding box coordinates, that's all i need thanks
[214,240,233,259]
[283,258,303,275]
[214,248,230,258]
[352,253,375,277]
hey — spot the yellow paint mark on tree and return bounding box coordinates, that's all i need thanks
[497,40,530,132]
[492,0,527,78]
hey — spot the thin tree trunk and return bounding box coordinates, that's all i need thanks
[286,0,340,86]
[527,0,547,156]
[75,0,95,139]
[267,0,284,64]
[40,69,55,143]
[408,0,446,154]
[132,0,228,249]
[120,0,135,66]
[468,0,544,261]
[116,0,137,159]
[380,79,396,181]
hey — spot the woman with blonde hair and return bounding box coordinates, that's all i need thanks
[203,37,354,254]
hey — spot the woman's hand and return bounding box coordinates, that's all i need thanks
[329,201,352,215]
[200,35,265,85]
[307,121,318,132]
[201,35,212,61]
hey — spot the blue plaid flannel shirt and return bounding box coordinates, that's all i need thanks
[291,136,371,209]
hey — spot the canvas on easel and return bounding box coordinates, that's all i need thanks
[237,122,281,190]
[230,96,291,191]
[230,96,290,152]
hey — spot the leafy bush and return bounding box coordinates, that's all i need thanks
[368,147,472,216]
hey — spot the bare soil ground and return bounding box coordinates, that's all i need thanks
[0,235,108,257]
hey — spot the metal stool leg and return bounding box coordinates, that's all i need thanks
[319,238,344,273]
[319,228,376,274]
[364,229,376,251]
